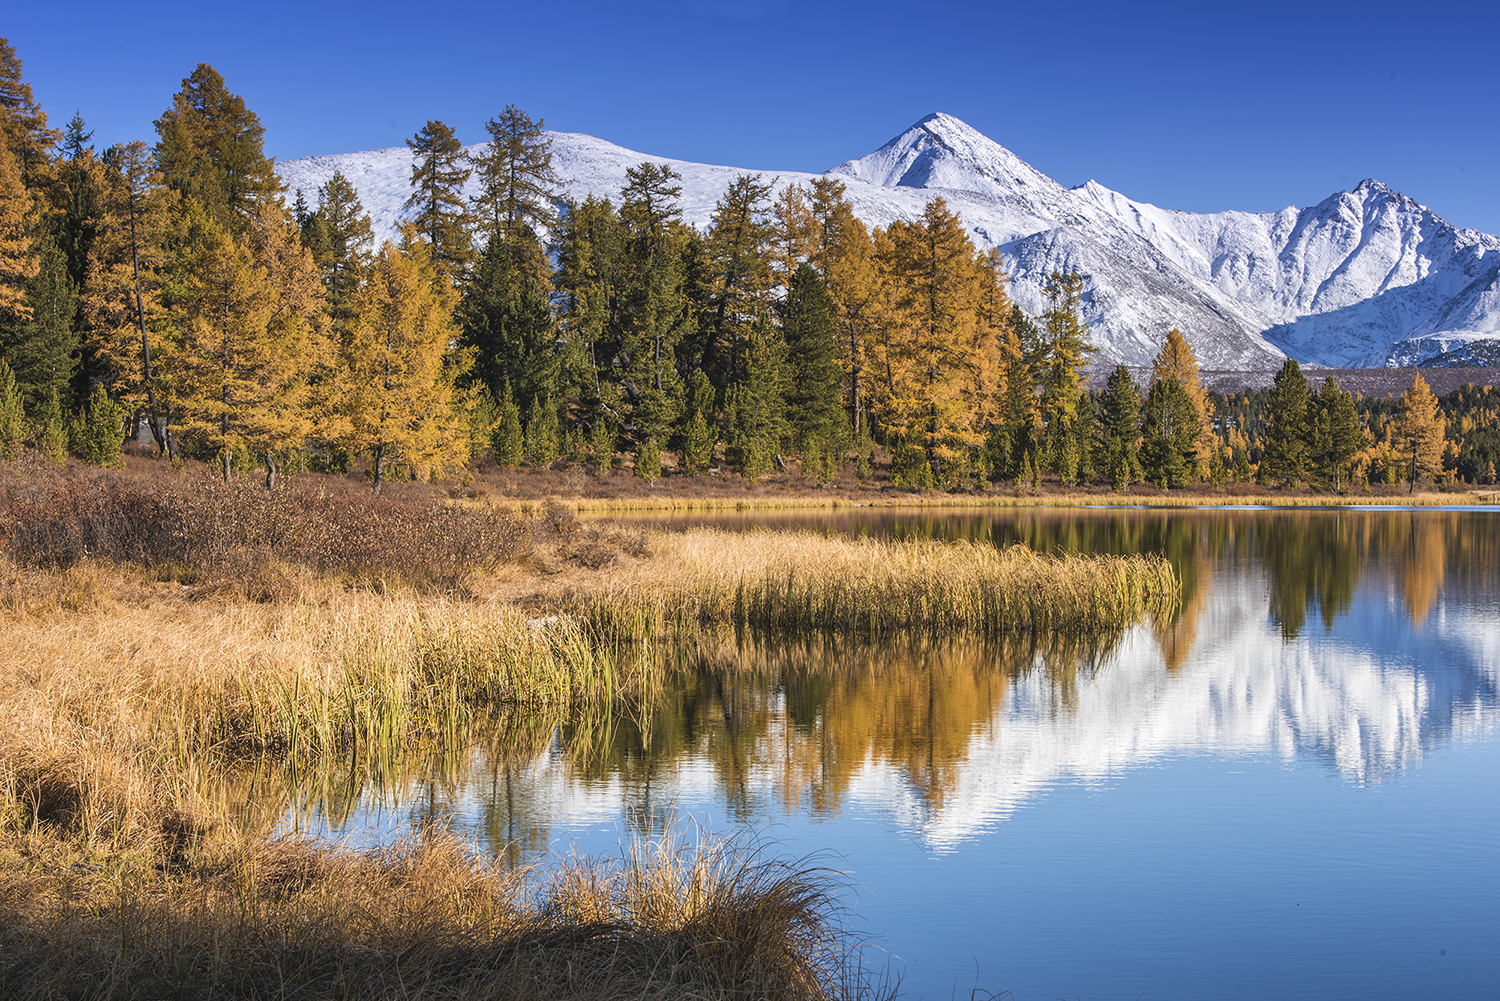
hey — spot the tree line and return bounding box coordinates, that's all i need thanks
[0,41,1489,492]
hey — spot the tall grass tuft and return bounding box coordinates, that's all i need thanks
[0,825,883,1000]
[567,528,1180,639]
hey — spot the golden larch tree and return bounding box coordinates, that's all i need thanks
[342,235,470,490]
[1393,371,1447,492]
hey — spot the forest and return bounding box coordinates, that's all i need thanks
[0,43,1493,494]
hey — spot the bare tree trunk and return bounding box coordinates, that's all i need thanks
[129,189,173,459]
[373,443,386,493]
[265,451,279,491]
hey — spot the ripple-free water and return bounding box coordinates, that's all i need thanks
[285,508,1500,1000]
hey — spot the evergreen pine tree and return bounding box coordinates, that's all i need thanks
[34,386,65,461]
[724,320,784,482]
[467,384,499,462]
[524,393,560,466]
[0,358,23,458]
[404,120,473,279]
[588,413,614,472]
[634,436,661,485]
[700,172,774,389]
[1140,378,1199,489]
[779,263,845,453]
[492,388,524,469]
[6,233,78,416]
[1259,358,1311,487]
[1313,377,1362,489]
[617,163,689,442]
[1096,364,1142,493]
[1039,270,1094,478]
[60,111,92,160]
[308,170,373,325]
[461,233,558,411]
[72,382,124,466]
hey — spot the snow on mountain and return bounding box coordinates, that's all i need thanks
[276,113,1500,369]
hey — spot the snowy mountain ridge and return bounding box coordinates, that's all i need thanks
[277,113,1500,369]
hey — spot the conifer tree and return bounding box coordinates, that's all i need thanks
[0,358,23,458]
[492,388,523,468]
[524,392,560,466]
[61,111,93,161]
[71,382,124,466]
[5,233,77,415]
[405,120,473,278]
[873,198,995,486]
[779,263,845,451]
[0,144,37,320]
[470,104,558,281]
[0,38,59,184]
[634,435,662,485]
[154,64,281,232]
[342,236,470,490]
[771,182,817,290]
[1039,270,1094,482]
[992,306,1040,481]
[1096,363,1142,492]
[617,163,690,441]
[307,170,373,324]
[1140,377,1200,489]
[1312,377,1362,490]
[808,178,877,439]
[174,207,326,485]
[725,319,785,481]
[461,232,558,412]
[1151,328,1215,479]
[701,173,774,389]
[1393,372,1446,492]
[34,386,65,461]
[1259,357,1311,487]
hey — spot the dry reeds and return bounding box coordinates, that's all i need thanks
[2,473,532,594]
[569,528,1179,640]
[0,825,880,1000]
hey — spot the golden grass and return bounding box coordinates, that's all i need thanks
[0,823,878,1000]
[478,488,1495,515]
[0,506,1174,999]
[565,528,1179,639]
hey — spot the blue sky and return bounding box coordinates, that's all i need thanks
[7,0,1497,233]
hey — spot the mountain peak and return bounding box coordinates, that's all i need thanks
[828,113,1062,200]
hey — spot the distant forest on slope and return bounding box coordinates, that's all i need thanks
[1,47,1496,491]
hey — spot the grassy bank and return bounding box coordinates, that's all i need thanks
[567,528,1178,638]
[0,460,1178,998]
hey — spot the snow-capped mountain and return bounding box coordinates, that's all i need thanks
[277,113,1500,369]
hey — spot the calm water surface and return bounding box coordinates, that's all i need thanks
[280,508,1500,1000]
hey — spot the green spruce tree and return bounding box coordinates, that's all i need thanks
[1259,358,1311,487]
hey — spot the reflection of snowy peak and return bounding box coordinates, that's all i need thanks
[277,113,1500,368]
[855,571,1500,852]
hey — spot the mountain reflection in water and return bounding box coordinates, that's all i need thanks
[263,508,1500,862]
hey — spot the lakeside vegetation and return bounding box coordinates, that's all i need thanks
[0,455,1178,999]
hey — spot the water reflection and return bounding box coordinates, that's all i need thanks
[272,508,1500,858]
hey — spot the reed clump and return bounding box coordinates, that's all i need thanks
[0,825,877,1000]
[568,528,1180,640]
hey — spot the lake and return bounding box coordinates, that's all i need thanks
[281,506,1500,1000]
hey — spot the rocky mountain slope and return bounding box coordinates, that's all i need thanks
[277,113,1500,369]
